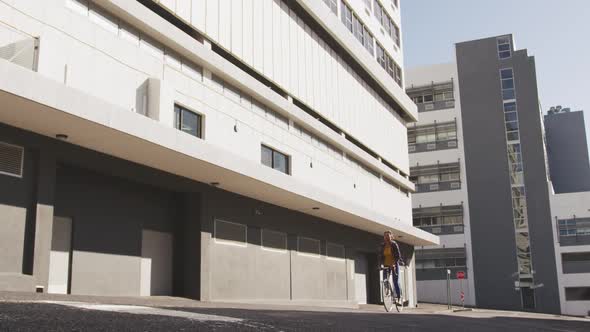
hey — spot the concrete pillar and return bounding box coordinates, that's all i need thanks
[345,247,356,302]
[199,196,212,302]
[32,151,56,291]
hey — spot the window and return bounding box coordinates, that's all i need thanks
[497,36,512,59]
[214,219,247,245]
[323,0,338,14]
[558,218,590,237]
[413,205,464,228]
[341,1,353,32]
[174,104,202,138]
[327,242,345,260]
[410,163,461,191]
[500,68,515,101]
[363,0,372,9]
[374,0,382,22]
[261,145,290,175]
[408,83,454,108]
[363,27,374,55]
[562,252,590,274]
[419,249,468,269]
[353,15,364,44]
[375,42,402,87]
[373,0,400,46]
[262,229,288,251]
[565,287,590,301]
[298,237,321,256]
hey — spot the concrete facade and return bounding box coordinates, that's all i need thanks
[456,35,560,314]
[406,63,476,307]
[549,188,590,316]
[0,0,435,306]
[544,111,590,194]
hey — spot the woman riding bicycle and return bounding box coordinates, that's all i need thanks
[379,230,404,304]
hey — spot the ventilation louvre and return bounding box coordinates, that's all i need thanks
[0,142,24,177]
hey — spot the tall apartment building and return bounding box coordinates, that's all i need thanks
[546,109,590,316]
[544,108,590,194]
[549,187,590,316]
[405,63,476,307]
[407,35,561,314]
[0,0,437,305]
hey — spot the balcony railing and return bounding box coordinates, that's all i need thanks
[409,139,458,154]
[414,180,462,193]
[557,217,590,246]
[0,23,38,71]
[416,99,455,113]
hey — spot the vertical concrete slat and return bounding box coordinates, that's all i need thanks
[32,150,56,291]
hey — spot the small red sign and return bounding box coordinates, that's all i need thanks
[460,292,465,301]
[457,271,465,279]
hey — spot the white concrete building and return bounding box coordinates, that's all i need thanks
[549,188,590,316]
[405,63,476,306]
[0,0,437,306]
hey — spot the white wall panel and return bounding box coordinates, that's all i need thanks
[175,0,190,23]
[271,0,282,87]
[280,1,290,91]
[251,0,264,73]
[191,0,206,32]
[230,0,243,59]
[159,0,175,13]
[205,0,218,40]
[242,0,253,66]
[217,0,231,50]
[262,0,273,77]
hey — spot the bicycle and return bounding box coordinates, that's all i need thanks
[380,265,403,312]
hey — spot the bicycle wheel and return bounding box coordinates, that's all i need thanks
[381,281,395,312]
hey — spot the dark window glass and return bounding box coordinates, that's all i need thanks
[174,105,202,138]
[505,112,518,122]
[273,151,288,173]
[261,145,290,175]
[506,121,519,131]
[498,44,510,52]
[503,89,516,100]
[502,79,514,90]
[501,69,513,79]
[424,95,434,102]
[214,219,246,243]
[261,145,272,167]
[507,131,519,141]
[499,51,511,59]
[565,287,590,301]
[504,102,517,112]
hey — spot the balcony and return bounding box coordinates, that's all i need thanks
[407,80,455,113]
[410,162,462,193]
[416,99,456,113]
[408,120,458,154]
[558,218,590,246]
[0,23,38,71]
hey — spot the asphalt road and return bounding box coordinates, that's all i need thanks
[0,293,588,332]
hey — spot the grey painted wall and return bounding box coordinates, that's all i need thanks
[544,111,590,193]
[456,36,560,314]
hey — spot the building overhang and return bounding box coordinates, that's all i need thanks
[0,60,438,246]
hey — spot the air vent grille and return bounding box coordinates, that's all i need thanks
[0,142,24,177]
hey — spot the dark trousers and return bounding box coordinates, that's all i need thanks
[383,263,401,299]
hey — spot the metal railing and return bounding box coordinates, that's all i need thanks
[0,22,38,71]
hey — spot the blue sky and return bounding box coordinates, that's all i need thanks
[401,0,590,154]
